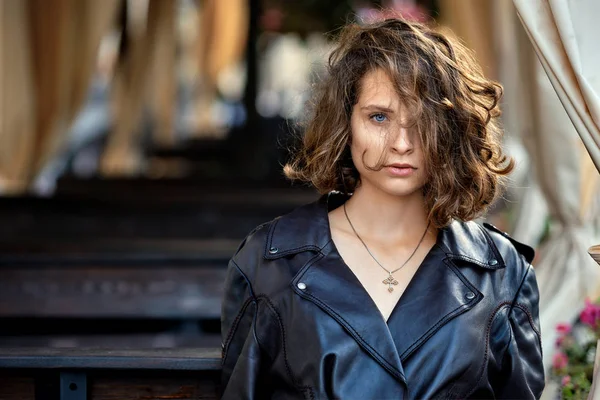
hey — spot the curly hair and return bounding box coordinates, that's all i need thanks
[283,17,514,228]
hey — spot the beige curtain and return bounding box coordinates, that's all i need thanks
[0,0,119,193]
[491,0,549,247]
[437,0,497,80]
[438,0,550,247]
[101,0,177,176]
[150,0,176,148]
[0,0,35,193]
[192,0,248,137]
[100,0,249,174]
[438,1,550,247]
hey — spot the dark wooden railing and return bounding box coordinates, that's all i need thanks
[0,348,221,400]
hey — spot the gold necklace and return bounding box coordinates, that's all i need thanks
[343,202,430,293]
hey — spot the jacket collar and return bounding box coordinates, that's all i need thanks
[264,191,505,269]
[263,192,504,386]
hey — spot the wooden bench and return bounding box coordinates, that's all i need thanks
[0,236,236,349]
[0,181,315,397]
[0,182,318,348]
[0,348,221,400]
[0,240,234,320]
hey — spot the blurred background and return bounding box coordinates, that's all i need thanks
[0,0,599,392]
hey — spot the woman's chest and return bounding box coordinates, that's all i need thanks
[278,293,510,399]
[271,242,511,398]
[331,236,436,321]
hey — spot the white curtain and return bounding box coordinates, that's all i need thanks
[528,57,600,371]
[513,0,600,170]
[513,0,600,376]
[443,1,600,387]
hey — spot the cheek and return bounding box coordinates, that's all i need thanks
[350,137,375,169]
[349,119,366,166]
[349,142,363,170]
[416,149,427,172]
[350,122,386,161]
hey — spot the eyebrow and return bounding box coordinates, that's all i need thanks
[360,105,396,113]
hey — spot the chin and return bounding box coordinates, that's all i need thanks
[356,171,427,198]
[386,187,424,198]
[374,181,425,198]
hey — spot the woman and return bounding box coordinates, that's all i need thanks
[221,17,544,399]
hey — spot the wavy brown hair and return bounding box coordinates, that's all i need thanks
[284,17,514,228]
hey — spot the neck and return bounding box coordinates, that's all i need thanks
[344,183,432,245]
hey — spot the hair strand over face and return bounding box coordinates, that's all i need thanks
[284,17,514,228]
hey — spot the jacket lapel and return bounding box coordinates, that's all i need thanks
[384,220,504,361]
[386,243,483,361]
[291,241,407,384]
[264,193,503,383]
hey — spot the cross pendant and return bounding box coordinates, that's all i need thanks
[382,274,399,293]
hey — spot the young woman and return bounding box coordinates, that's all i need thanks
[221,17,544,399]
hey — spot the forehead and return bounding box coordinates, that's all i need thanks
[356,68,400,106]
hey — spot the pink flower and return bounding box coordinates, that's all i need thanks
[562,375,571,386]
[552,352,568,370]
[580,299,600,329]
[556,323,572,335]
[556,336,565,347]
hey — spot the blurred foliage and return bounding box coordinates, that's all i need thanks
[266,0,359,35]
[552,299,600,399]
[261,0,438,36]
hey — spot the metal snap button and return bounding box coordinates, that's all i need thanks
[297,282,307,290]
[465,292,475,300]
[269,247,279,254]
[489,259,498,266]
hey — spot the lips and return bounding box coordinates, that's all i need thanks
[385,163,417,177]
[386,163,416,169]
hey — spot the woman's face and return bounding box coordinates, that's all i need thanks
[350,68,428,198]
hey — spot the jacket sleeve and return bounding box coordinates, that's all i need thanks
[220,256,268,400]
[495,264,545,399]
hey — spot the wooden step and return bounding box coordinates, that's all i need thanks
[0,347,221,370]
[0,347,222,400]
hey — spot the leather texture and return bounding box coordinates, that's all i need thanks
[221,192,545,399]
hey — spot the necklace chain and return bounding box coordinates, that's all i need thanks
[343,202,430,292]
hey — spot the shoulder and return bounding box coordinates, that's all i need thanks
[479,222,536,295]
[441,220,535,293]
[228,199,321,271]
[481,222,535,266]
[230,220,275,271]
[228,197,328,289]
[448,221,538,311]
[440,220,534,270]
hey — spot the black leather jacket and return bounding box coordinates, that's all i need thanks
[221,193,544,399]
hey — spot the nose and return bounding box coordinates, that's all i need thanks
[390,125,414,154]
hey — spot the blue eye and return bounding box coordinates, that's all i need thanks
[371,113,387,123]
